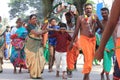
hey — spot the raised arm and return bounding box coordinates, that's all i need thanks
[95,14,104,31]
[69,16,81,50]
[30,29,48,37]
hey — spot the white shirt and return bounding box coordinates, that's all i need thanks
[11,27,17,35]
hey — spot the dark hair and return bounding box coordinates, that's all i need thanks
[65,12,71,17]
[6,26,10,28]
[29,14,37,20]
[49,18,56,23]
[101,7,109,14]
[84,3,93,8]
[16,18,23,23]
[59,22,67,29]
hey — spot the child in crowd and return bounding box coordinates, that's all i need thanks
[49,23,72,79]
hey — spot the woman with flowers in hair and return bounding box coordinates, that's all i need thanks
[10,18,28,73]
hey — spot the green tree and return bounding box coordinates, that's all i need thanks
[73,0,96,15]
[9,0,55,20]
[9,0,29,19]
[9,0,96,20]
[73,0,87,15]
[42,0,54,19]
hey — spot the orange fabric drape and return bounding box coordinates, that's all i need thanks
[67,36,81,71]
[67,41,79,70]
[79,35,96,74]
[43,33,48,47]
[115,38,120,68]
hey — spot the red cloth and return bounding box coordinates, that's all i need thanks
[10,34,18,39]
[50,31,72,52]
[11,38,24,50]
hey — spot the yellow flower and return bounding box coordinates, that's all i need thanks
[92,15,96,22]
[84,15,88,22]
[84,15,88,18]
[44,19,48,23]
[92,16,95,20]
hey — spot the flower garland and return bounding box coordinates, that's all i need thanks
[84,14,96,23]
[84,14,96,36]
[10,34,18,39]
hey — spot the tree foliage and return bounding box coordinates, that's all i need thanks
[9,0,96,20]
[9,0,46,20]
[73,0,87,15]
[9,0,29,19]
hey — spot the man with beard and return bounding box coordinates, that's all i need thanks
[69,3,103,80]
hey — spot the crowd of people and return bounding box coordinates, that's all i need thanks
[0,0,120,80]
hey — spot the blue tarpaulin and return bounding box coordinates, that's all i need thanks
[96,3,103,21]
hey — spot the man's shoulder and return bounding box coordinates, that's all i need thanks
[78,15,85,19]
[79,15,84,17]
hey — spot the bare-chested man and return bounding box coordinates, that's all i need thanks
[100,7,114,80]
[95,0,120,80]
[69,3,103,80]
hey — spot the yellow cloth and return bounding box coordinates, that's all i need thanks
[25,37,45,78]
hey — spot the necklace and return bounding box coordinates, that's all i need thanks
[84,15,96,34]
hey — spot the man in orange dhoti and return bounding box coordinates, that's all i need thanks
[67,40,79,77]
[69,3,103,80]
[64,12,79,77]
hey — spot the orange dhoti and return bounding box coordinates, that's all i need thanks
[67,41,79,71]
[79,35,96,74]
[115,38,120,68]
[43,33,48,47]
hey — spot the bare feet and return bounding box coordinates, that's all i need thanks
[19,68,21,73]
[56,71,59,77]
[83,73,90,80]
[101,73,105,80]
[67,74,72,78]
[48,68,53,72]
[106,73,110,80]
[14,67,16,74]
[62,75,67,79]
[67,70,72,78]
[62,71,67,79]
[0,70,3,73]
[19,65,22,73]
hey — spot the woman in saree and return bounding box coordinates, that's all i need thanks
[25,14,47,79]
[10,18,28,73]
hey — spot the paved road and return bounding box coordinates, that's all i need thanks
[0,55,114,80]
